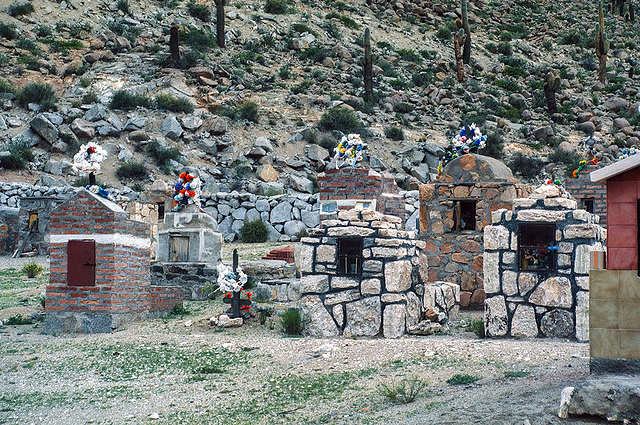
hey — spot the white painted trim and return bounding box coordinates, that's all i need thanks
[590,154,640,184]
[50,234,151,249]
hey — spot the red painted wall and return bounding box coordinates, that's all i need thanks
[606,168,640,270]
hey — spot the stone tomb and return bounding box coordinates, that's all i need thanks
[17,196,67,255]
[152,205,222,300]
[46,190,183,334]
[297,208,459,338]
[483,184,605,341]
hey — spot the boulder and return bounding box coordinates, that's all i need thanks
[256,164,278,182]
[307,144,328,161]
[71,118,96,139]
[484,296,508,336]
[510,305,538,337]
[162,116,183,140]
[343,296,381,337]
[217,314,243,327]
[85,103,108,122]
[529,277,573,308]
[384,260,412,292]
[283,220,306,239]
[30,115,58,144]
[300,296,339,337]
[288,174,314,193]
[540,309,574,338]
[270,201,292,224]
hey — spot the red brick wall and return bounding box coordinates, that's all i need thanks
[606,169,640,270]
[565,166,607,226]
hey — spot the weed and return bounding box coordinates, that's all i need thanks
[168,303,190,318]
[280,308,305,335]
[1,136,34,170]
[182,27,216,52]
[147,140,180,167]
[504,371,530,378]
[385,126,404,141]
[436,26,452,40]
[109,90,151,110]
[22,263,43,278]
[447,374,480,385]
[497,42,512,56]
[464,319,485,338]
[155,94,194,113]
[393,102,414,113]
[107,18,141,45]
[116,0,130,15]
[238,101,259,122]
[239,220,268,243]
[412,69,435,87]
[186,0,211,21]
[0,23,18,40]
[115,162,149,180]
[318,107,363,133]
[325,11,360,29]
[16,82,57,111]
[396,48,422,64]
[16,39,40,56]
[378,375,428,404]
[5,314,33,325]
[264,0,295,14]
[8,2,34,17]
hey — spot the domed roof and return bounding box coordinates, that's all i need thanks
[442,154,513,183]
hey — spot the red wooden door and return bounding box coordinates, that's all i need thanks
[67,240,96,286]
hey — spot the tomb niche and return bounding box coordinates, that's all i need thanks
[152,173,222,300]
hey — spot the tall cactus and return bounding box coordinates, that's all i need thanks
[170,24,180,65]
[595,0,609,84]
[543,71,560,114]
[461,0,471,64]
[216,0,225,48]
[453,27,467,82]
[363,28,374,103]
[630,0,635,21]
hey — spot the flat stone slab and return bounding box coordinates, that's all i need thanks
[559,375,640,423]
[240,259,296,280]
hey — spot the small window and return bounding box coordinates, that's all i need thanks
[157,202,165,221]
[583,198,594,214]
[337,238,363,276]
[454,200,476,231]
[518,224,556,272]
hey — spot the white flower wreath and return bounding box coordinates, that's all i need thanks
[217,263,248,293]
[72,142,108,175]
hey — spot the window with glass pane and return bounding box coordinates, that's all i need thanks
[518,224,556,272]
[337,238,363,276]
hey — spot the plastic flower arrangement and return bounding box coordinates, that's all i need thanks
[172,172,202,212]
[572,158,598,178]
[72,142,108,175]
[437,124,486,174]
[333,134,367,169]
[619,147,638,160]
[87,183,115,202]
[217,263,248,293]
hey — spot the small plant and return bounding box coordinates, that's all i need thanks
[447,374,480,385]
[238,101,259,122]
[187,0,211,21]
[279,64,293,79]
[155,94,194,113]
[385,126,404,141]
[504,371,530,378]
[508,153,543,179]
[82,91,99,104]
[238,220,268,243]
[378,375,428,404]
[22,263,44,278]
[280,308,305,335]
[16,82,57,111]
[182,27,216,52]
[0,23,18,40]
[109,90,151,110]
[116,162,149,180]
[147,140,181,167]
[436,26,452,40]
[1,136,34,170]
[479,131,504,159]
[116,0,130,15]
[16,39,41,56]
[168,303,190,318]
[318,107,363,133]
[465,319,485,338]
[264,0,294,14]
[8,1,35,17]
[297,46,333,63]
[5,314,33,325]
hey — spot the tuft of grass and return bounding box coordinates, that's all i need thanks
[155,94,194,113]
[109,90,151,110]
[16,39,41,56]
[280,308,305,336]
[325,11,360,29]
[22,263,43,278]
[16,82,57,111]
[8,2,34,17]
[508,153,543,179]
[239,220,268,243]
[1,136,34,170]
[465,319,485,338]
[378,375,428,404]
[182,27,216,52]
[186,0,211,21]
[264,0,295,14]
[115,162,149,180]
[5,314,33,325]
[43,38,84,51]
[168,303,190,318]
[447,374,480,385]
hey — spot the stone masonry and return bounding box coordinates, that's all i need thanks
[564,165,607,227]
[483,184,605,342]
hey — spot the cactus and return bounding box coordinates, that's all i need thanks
[630,0,635,21]
[216,0,225,48]
[453,27,467,83]
[543,71,560,114]
[170,24,180,65]
[363,28,374,103]
[461,0,471,64]
[595,1,609,84]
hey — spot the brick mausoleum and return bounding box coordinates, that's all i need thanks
[45,190,182,334]
[564,164,607,226]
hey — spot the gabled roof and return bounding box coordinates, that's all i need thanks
[590,154,640,184]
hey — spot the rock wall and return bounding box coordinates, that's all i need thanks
[483,184,606,342]
[0,206,19,256]
[564,165,607,227]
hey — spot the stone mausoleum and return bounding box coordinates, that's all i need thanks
[483,184,605,342]
[45,190,183,334]
[297,208,459,338]
[419,153,528,308]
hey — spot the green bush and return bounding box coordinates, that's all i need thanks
[147,140,181,167]
[385,126,404,141]
[465,319,485,338]
[393,102,414,113]
[1,137,34,170]
[264,0,295,14]
[0,79,15,95]
[43,38,84,51]
[446,374,480,385]
[22,263,44,278]
[318,107,363,133]
[116,0,130,15]
[8,2,34,17]
[16,82,57,111]
[497,41,512,56]
[5,314,33,325]
[238,220,268,243]
[116,161,149,180]
[238,101,259,122]
[0,23,18,40]
[155,94,194,113]
[16,39,41,56]
[436,26,452,40]
[479,131,504,160]
[508,152,543,179]
[187,0,211,21]
[549,148,582,177]
[297,46,333,63]
[107,18,141,45]
[378,375,428,404]
[325,11,360,29]
[182,27,216,52]
[109,90,152,110]
[280,308,305,335]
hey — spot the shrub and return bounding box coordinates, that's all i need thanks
[187,0,211,21]
[109,90,151,110]
[297,46,333,63]
[182,27,216,52]
[16,82,57,110]
[238,101,259,122]
[8,2,34,17]
[116,161,149,180]
[291,80,312,94]
[508,153,543,179]
[412,70,435,87]
[447,374,480,385]
[43,38,84,51]
[318,107,363,133]
[436,26,452,40]
[264,0,294,14]
[1,137,34,170]
[155,94,194,113]
[385,126,404,141]
[280,308,304,335]
[549,148,582,177]
[480,131,504,159]
[465,319,485,338]
[497,41,512,56]
[378,375,428,404]
[0,23,18,40]
[5,314,33,325]
[82,91,99,104]
[116,0,130,14]
[396,48,422,64]
[22,263,44,278]
[393,102,414,113]
[107,18,141,45]
[147,140,180,166]
[325,11,360,29]
[239,220,268,243]
[0,79,14,95]
[16,39,40,56]
[279,64,293,79]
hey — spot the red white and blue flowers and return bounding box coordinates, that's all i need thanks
[172,172,202,212]
[333,134,367,169]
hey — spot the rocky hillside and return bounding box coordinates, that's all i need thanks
[0,0,639,196]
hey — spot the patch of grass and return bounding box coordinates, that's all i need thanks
[396,48,423,64]
[107,18,141,45]
[504,371,531,378]
[279,64,294,79]
[147,140,180,167]
[5,314,33,325]
[155,94,194,113]
[167,303,190,318]
[264,0,295,14]
[0,22,18,39]
[239,220,268,243]
[436,26,452,40]
[264,371,354,402]
[412,69,435,87]
[385,126,404,141]
[43,38,84,51]
[325,11,360,29]
[109,90,152,110]
[447,374,480,385]
[1,136,34,170]
[22,263,43,278]
[291,80,312,94]
[186,0,211,21]
[8,1,34,17]
[16,82,57,111]
[115,162,149,180]
[280,308,304,335]
[465,319,485,338]
[378,375,428,404]
[318,107,364,133]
